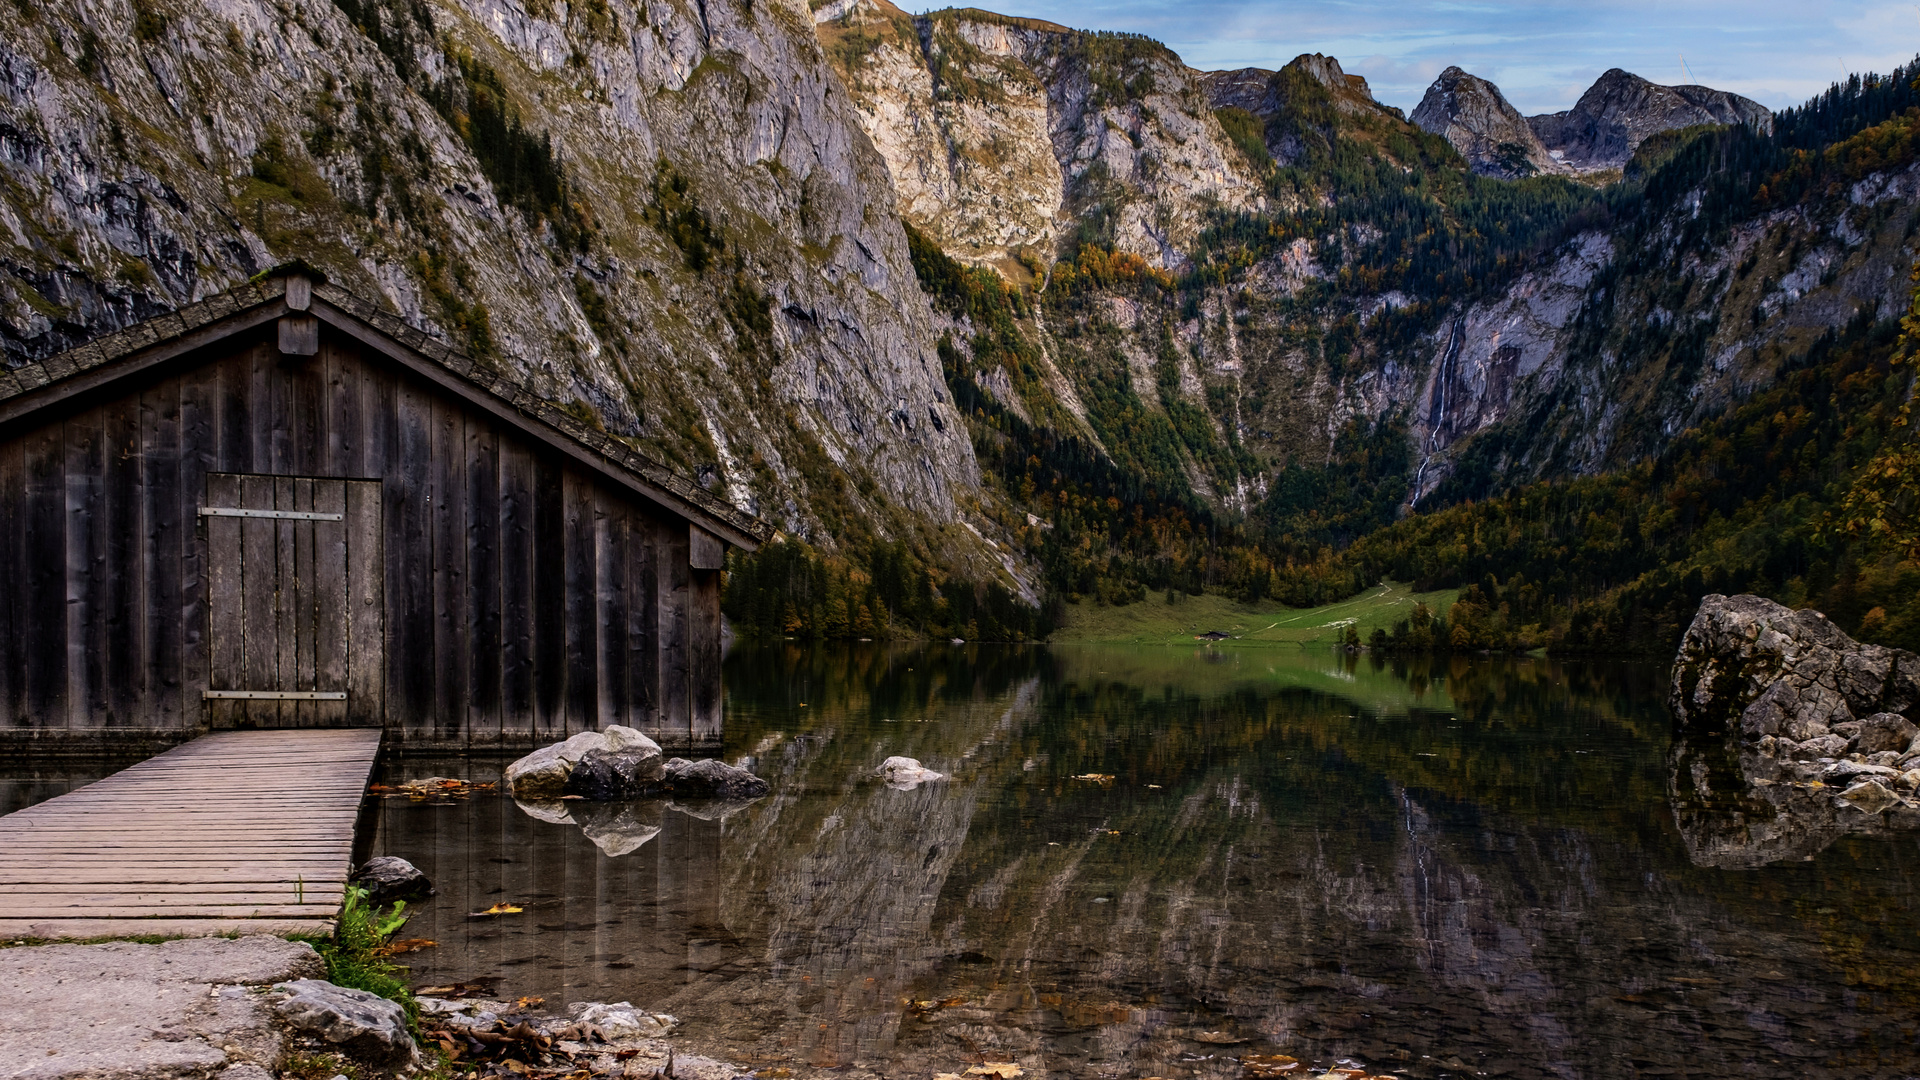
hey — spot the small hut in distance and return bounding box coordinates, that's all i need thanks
[0,266,769,752]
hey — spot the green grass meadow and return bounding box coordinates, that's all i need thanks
[1052,582,1460,647]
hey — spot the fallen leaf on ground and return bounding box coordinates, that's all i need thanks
[1240,1055,1299,1077]
[517,996,546,1009]
[470,903,525,917]
[377,938,437,955]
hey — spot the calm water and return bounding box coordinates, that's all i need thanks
[353,644,1920,1080]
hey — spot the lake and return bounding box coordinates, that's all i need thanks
[359,643,1920,1080]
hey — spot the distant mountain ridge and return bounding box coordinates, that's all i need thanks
[1413,65,1772,176]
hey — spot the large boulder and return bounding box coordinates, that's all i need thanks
[660,757,770,799]
[1668,595,1920,867]
[348,856,432,905]
[563,740,665,800]
[1670,594,1920,743]
[271,979,415,1063]
[505,726,659,798]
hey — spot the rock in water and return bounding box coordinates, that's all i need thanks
[271,980,414,1063]
[1668,594,1920,867]
[348,856,432,905]
[506,727,659,798]
[1835,712,1920,756]
[564,737,666,801]
[876,756,944,789]
[1670,594,1920,740]
[660,758,771,799]
[570,1001,679,1038]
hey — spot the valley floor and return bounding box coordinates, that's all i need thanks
[1051,582,1460,647]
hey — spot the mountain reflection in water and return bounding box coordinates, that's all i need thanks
[366,644,1920,1079]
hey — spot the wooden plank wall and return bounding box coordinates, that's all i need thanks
[0,326,721,750]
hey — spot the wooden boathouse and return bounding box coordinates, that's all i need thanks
[0,266,769,752]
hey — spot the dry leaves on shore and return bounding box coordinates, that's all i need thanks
[470,902,525,917]
[374,938,437,956]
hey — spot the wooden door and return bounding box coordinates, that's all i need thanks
[203,474,383,727]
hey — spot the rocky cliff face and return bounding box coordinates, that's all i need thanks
[1531,69,1773,172]
[0,0,1011,575]
[1403,160,1920,500]
[1410,66,1566,179]
[812,0,1264,272]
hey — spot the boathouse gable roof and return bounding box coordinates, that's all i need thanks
[0,269,770,551]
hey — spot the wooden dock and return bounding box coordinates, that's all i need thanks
[0,728,382,940]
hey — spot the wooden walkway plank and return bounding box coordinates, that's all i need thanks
[0,729,382,940]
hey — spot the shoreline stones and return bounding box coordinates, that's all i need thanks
[271,979,416,1063]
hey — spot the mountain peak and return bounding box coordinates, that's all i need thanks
[1411,67,1565,179]
[1532,69,1772,171]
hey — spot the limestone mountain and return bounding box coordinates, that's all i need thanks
[813,0,1265,273]
[1410,65,1567,179]
[1531,68,1773,172]
[0,0,1025,586]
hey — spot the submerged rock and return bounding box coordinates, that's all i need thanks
[271,979,415,1063]
[877,756,944,789]
[515,798,577,825]
[661,758,771,799]
[348,856,433,905]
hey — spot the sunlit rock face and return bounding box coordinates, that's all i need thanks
[1669,593,1920,867]
[813,0,1263,272]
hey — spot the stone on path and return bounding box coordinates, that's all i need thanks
[570,1001,679,1039]
[272,979,416,1063]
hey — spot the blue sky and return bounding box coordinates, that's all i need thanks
[966,1,1920,115]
